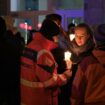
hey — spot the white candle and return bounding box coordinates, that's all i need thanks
[64,51,71,61]
[69,34,75,41]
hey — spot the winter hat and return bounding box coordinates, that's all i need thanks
[40,19,60,41]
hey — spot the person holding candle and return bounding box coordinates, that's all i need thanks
[54,23,94,105]
[45,13,74,105]
[69,23,103,105]
[20,18,72,105]
[69,23,95,64]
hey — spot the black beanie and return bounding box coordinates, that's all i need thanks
[40,19,60,41]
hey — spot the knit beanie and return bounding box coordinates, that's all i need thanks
[40,19,60,41]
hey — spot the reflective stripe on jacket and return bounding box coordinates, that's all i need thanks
[21,32,69,105]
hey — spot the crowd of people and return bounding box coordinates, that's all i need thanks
[0,13,105,105]
[0,16,25,105]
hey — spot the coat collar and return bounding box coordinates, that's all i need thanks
[33,32,58,50]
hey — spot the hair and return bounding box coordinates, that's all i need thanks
[75,23,93,36]
[74,23,96,48]
[68,23,75,30]
[40,19,60,41]
[45,13,62,22]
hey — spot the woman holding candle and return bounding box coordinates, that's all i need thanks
[70,24,105,105]
[59,23,95,105]
[69,23,96,105]
[69,23,95,64]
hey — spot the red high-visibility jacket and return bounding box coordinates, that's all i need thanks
[21,32,71,105]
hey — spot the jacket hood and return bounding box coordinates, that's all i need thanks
[39,19,60,41]
[32,32,58,50]
[92,50,105,65]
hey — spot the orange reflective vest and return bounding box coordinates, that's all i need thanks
[21,32,69,105]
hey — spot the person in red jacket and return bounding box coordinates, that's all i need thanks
[20,18,72,105]
[70,24,105,105]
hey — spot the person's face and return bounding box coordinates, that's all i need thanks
[75,27,90,46]
[52,35,59,43]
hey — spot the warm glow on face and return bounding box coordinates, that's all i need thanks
[52,35,59,43]
[75,28,89,46]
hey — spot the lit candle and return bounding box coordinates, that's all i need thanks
[64,51,71,61]
[69,34,75,41]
